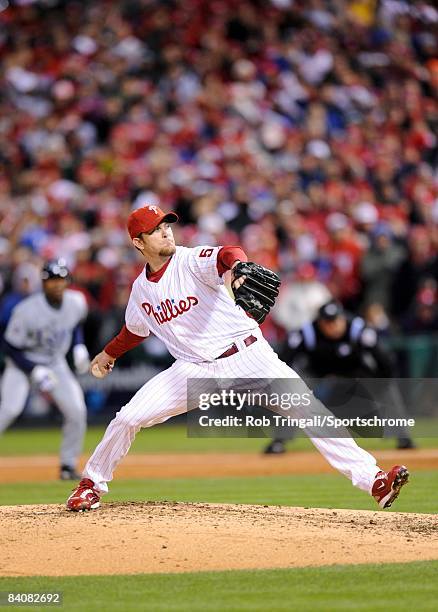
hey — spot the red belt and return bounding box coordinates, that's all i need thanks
[216,335,258,359]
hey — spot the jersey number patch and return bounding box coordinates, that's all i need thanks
[199,248,214,258]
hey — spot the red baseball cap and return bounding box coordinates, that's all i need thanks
[127,205,178,239]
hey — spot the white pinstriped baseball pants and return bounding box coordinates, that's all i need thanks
[84,334,380,495]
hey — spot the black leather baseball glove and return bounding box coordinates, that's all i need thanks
[232,262,281,324]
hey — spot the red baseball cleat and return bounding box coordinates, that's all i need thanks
[372,465,409,509]
[66,478,100,512]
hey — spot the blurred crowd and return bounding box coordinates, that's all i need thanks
[0,0,437,353]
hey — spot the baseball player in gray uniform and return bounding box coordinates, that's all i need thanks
[0,259,90,480]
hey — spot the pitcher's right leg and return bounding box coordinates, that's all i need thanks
[82,360,209,495]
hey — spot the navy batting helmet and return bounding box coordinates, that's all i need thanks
[41,259,69,281]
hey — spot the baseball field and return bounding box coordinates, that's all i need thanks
[1,425,437,611]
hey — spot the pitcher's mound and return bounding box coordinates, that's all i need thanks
[1,502,437,576]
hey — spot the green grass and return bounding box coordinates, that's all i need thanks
[2,427,436,611]
[0,561,437,611]
[1,424,437,456]
[0,470,435,513]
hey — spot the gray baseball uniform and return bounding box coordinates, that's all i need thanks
[0,289,88,469]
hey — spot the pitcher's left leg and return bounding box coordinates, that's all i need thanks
[220,338,380,493]
[308,436,378,493]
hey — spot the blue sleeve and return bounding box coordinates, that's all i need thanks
[72,324,84,347]
[0,295,18,326]
[3,340,37,374]
[0,295,20,335]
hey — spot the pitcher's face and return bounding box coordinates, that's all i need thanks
[132,222,176,258]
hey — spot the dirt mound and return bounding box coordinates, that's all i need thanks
[0,502,437,576]
[0,448,436,483]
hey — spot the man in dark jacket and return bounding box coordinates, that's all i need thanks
[264,300,415,453]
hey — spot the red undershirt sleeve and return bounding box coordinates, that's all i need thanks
[104,324,146,359]
[216,246,248,276]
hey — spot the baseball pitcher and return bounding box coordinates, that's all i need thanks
[67,206,409,511]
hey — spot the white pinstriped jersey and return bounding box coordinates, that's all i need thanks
[4,289,88,365]
[125,245,258,362]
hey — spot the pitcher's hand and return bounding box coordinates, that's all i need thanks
[90,351,115,379]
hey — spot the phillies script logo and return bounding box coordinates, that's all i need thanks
[142,296,199,325]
